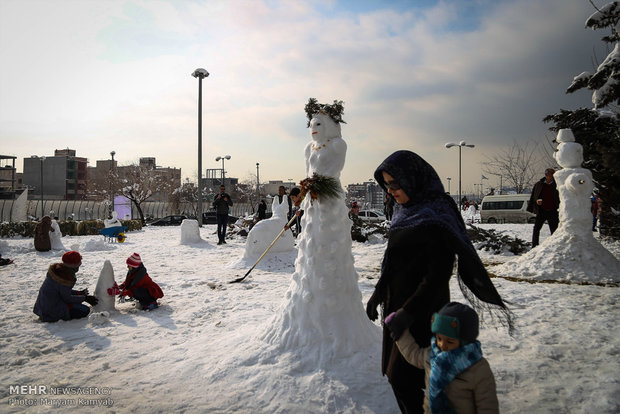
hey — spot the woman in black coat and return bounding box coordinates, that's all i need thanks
[366,150,512,414]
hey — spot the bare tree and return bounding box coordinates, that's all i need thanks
[116,164,169,225]
[237,173,266,214]
[171,181,199,217]
[482,140,554,194]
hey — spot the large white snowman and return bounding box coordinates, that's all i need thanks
[200,101,398,413]
[493,129,620,283]
[260,106,380,366]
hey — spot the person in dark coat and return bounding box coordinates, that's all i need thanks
[34,215,54,252]
[213,185,233,245]
[119,252,163,311]
[257,200,267,221]
[366,150,513,414]
[33,251,98,322]
[527,168,560,247]
[285,187,304,237]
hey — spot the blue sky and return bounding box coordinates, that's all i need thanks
[0,0,605,192]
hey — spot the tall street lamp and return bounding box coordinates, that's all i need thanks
[215,155,231,187]
[445,140,475,210]
[110,151,115,213]
[256,162,260,203]
[446,177,451,194]
[192,68,209,226]
[38,156,46,219]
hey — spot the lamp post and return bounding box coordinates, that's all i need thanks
[256,163,260,203]
[445,141,475,210]
[494,174,503,195]
[110,151,115,213]
[39,156,46,218]
[215,155,231,187]
[446,177,451,194]
[192,68,209,226]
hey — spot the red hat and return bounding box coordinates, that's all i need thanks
[62,251,82,268]
[126,252,142,268]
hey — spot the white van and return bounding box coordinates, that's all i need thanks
[480,194,536,223]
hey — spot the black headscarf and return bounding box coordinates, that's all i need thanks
[374,150,514,334]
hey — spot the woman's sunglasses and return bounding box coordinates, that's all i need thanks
[385,181,401,191]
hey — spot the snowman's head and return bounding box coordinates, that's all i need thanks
[555,142,583,168]
[310,112,341,141]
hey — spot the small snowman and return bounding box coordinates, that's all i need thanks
[49,219,66,251]
[243,194,295,259]
[180,219,204,245]
[553,129,594,233]
[92,260,117,312]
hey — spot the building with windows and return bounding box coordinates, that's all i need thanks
[345,181,383,209]
[88,156,182,202]
[23,149,88,200]
[0,155,21,199]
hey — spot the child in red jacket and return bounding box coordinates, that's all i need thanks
[119,253,163,310]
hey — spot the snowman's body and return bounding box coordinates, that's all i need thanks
[243,193,295,259]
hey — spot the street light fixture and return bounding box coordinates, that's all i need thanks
[192,68,210,226]
[215,155,231,188]
[110,151,115,213]
[445,141,475,210]
[256,163,260,203]
[446,177,451,194]
[38,156,46,219]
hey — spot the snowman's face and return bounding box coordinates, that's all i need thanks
[310,113,340,141]
[310,114,327,141]
[555,142,583,168]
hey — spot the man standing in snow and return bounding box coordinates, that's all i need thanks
[213,185,233,245]
[528,168,560,247]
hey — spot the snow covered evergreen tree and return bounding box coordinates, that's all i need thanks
[544,1,620,239]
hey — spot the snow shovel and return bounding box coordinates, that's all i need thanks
[229,212,301,284]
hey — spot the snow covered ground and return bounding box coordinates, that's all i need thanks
[1,223,619,413]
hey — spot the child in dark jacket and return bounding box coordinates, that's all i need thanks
[387,302,499,414]
[33,251,99,322]
[119,253,163,310]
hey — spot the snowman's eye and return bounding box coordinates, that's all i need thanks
[317,123,321,126]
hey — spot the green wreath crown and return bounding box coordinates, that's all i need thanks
[305,98,346,127]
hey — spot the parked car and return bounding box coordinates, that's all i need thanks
[149,215,188,226]
[202,211,239,225]
[357,210,387,222]
[480,194,535,223]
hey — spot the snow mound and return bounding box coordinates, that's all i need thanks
[82,238,116,252]
[201,326,396,413]
[180,219,209,246]
[491,227,620,284]
[88,311,110,325]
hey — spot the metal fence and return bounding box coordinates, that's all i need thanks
[0,199,260,223]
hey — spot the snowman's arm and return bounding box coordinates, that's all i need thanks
[304,142,312,176]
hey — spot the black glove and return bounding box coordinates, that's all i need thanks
[84,295,99,306]
[385,308,414,341]
[366,290,381,321]
[77,288,89,296]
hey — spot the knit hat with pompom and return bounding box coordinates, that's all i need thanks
[126,252,142,268]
